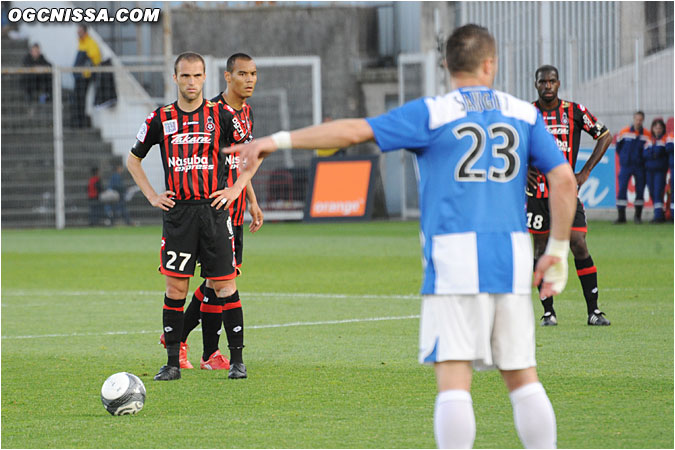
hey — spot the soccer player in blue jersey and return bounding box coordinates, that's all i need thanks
[219,24,577,449]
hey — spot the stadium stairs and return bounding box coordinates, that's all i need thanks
[1,37,154,228]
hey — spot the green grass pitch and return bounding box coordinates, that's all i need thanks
[2,220,673,448]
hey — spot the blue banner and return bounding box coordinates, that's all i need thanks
[576,147,616,209]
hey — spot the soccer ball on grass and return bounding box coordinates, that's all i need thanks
[100,372,146,415]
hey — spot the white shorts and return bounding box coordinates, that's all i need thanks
[418,293,536,371]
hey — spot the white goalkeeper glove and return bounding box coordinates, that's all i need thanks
[543,238,569,294]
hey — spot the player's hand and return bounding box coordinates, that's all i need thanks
[527,167,539,191]
[575,170,589,188]
[533,253,568,298]
[150,191,175,211]
[209,187,241,210]
[223,136,278,168]
[248,202,264,233]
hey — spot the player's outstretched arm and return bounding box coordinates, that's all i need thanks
[217,119,375,210]
[534,162,577,297]
[225,118,375,161]
[126,152,175,211]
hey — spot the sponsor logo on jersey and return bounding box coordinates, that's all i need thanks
[168,155,214,172]
[224,154,241,169]
[546,124,568,135]
[555,139,569,153]
[136,123,148,142]
[582,113,594,130]
[232,117,247,141]
[170,132,212,145]
[163,119,178,135]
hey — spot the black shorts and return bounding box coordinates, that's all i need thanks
[527,196,588,234]
[160,202,237,280]
[233,225,244,268]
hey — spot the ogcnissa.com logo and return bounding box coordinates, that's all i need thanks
[7,7,161,24]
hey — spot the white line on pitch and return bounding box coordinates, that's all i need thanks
[0,315,420,340]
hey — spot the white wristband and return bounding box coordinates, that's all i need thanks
[544,237,569,259]
[271,131,292,150]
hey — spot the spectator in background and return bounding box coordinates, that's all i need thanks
[87,167,104,226]
[644,118,669,223]
[71,25,101,128]
[615,111,650,224]
[21,43,52,104]
[106,162,132,225]
[2,2,17,38]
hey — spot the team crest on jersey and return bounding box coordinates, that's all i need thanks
[163,119,178,135]
[136,123,148,142]
[561,112,569,124]
[206,116,215,132]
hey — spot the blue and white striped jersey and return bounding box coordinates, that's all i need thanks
[366,86,566,295]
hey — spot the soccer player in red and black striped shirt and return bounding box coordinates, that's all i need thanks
[179,53,263,379]
[527,65,613,326]
[127,52,242,381]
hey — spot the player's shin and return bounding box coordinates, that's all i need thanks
[162,296,186,367]
[534,258,556,317]
[434,390,475,449]
[181,282,206,342]
[510,382,557,449]
[223,290,244,364]
[574,257,599,314]
[200,294,225,360]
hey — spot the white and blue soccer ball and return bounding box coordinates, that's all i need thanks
[101,372,146,416]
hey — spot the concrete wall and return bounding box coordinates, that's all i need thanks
[559,46,674,145]
[171,5,379,121]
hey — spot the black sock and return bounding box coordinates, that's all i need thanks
[223,290,244,364]
[163,296,186,367]
[635,205,643,220]
[616,206,626,221]
[181,281,206,342]
[534,258,555,316]
[200,289,224,360]
[575,256,599,315]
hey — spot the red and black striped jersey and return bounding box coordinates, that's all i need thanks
[211,93,254,226]
[130,99,236,201]
[528,99,609,198]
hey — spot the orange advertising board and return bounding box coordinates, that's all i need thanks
[305,157,377,221]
